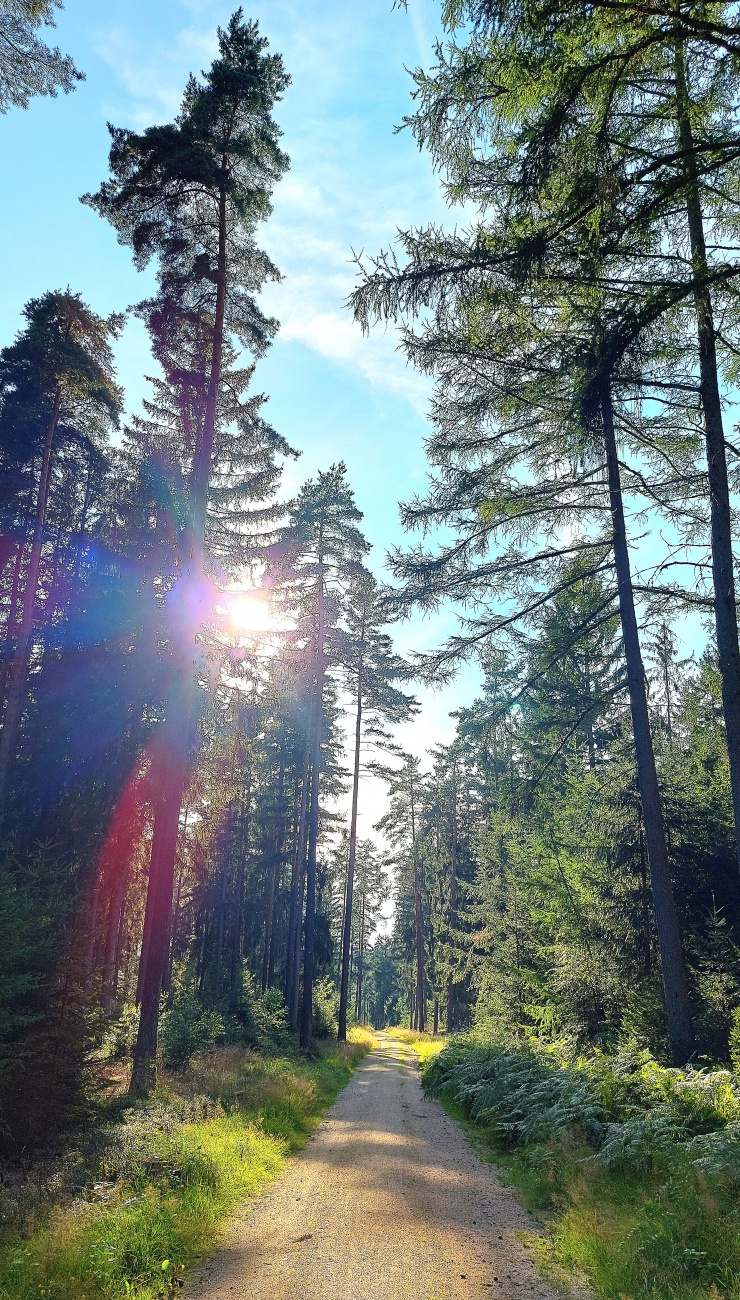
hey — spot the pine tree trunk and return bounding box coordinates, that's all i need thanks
[602,382,694,1063]
[300,533,325,1050]
[446,779,458,1034]
[286,746,310,1028]
[262,747,284,991]
[339,626,364,1040]
[674,42,740,890]
[130,714,189,1096]
[355,892,366,1022]
[410,765,425,1033]
[0,387,62,815]
[129,177,228,1096]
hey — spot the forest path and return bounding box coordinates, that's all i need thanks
[183,1033,560,1300]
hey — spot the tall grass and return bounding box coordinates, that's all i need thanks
[423,1037,740,1300]
[0,1037,370,1300]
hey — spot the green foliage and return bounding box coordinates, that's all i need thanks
[0,1038,370,1299]
[160,995,225,1070]
[424,1035,740,1298]
[311,975,338,1039]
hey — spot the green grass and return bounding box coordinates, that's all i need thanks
[387,1026,446,1068]
[422,1037,740,1300]
[0,1036,371,1300]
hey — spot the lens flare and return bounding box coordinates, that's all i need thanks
[228,592,275,636]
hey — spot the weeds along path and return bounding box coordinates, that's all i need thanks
[183,1033,559,1300]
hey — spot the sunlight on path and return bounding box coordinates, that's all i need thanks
[182,1034,560,1300]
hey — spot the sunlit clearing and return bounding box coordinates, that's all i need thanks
[229,592,277,636]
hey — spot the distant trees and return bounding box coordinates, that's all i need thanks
[337,573,416,1040]
[0,291,122,815]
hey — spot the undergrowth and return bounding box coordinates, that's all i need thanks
[0,1031,372,1300]
[423,1036,740,1300]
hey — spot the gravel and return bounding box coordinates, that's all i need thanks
[183,1032,562,1300]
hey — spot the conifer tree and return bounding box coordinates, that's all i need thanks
[0,0,82,113]
[0,291,121,817]
[84,13,290,1094]
[281,464,368,1048]
[375,750,427,1030]
[337,572,416,1040]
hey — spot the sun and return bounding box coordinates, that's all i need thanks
[228,592,276,636]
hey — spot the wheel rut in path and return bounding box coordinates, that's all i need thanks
[183,1032,561,1300]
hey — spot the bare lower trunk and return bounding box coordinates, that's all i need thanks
[129,703,190,1096]
[300,534,325,1051]
[674,42,740,894]
[287,749,310,1029]
[602,383,694,1063]
[339,633,364,1040]
[410,766,425,1034]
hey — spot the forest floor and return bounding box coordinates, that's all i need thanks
[182,1032,561,1300]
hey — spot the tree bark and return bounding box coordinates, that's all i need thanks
[129,172,228,1096]
[674,41,740,890]
[446,776,458,1034]
[262,744,285,991]
[300,529,326,1050]
[409,763,425,1034]
[602,382,694,1063]
[286,743,310,1028]
[130,714,189,1095]
[339,617,365,1040]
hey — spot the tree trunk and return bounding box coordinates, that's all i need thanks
[262,745,284,991]
[130,712,189,1096]
[286,745,310,1028]
[674,42,740,891]
[0,387,62,815]
[602,382,694,1063]
[339,621,365,1040]
[300,531,325,1050]
[410,764,425,1034]
[129,174,228,1096]
[446,774,458,1034]
[103,862,129,1015]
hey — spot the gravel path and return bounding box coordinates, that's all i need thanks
[183,1033,561,1300]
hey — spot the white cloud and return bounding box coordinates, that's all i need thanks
[90,22,218,128]
[90,1,451,412]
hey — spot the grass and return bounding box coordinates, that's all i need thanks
[422,1036,740,1300]
[0,1032,373,1300]
[387,1025,446,1068]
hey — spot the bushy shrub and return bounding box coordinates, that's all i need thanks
[98,1003,138,1061]
[252,988,293,1052]
[312,976,338,1039]
[160,994,225,1069]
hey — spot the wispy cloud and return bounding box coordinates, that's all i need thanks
[89,0,449,413]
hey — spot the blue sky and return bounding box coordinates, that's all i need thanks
[0,0,484,832]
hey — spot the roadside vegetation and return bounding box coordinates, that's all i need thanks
[387,1026,445,1069]
[0,1028,374,1300]
[422,1034,740,1300]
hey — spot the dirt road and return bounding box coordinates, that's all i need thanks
[183,1033,560,1300]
